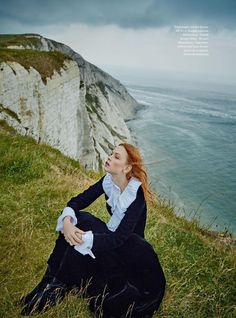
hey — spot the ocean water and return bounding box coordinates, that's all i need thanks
[108,69,236,236]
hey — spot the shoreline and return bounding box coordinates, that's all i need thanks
[124,102,236,243]
[124,102,150,147]
[125,102,150,122]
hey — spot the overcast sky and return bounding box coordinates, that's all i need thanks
[1,0,236,84]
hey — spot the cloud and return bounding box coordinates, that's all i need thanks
[0,0,235,33]
[0,1,235,82]
[33,23,234,83]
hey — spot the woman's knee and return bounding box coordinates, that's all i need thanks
[75,210,93,228]
[75,210,107,233]
[75,210,90,220]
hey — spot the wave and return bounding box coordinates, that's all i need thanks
[156,180,186,213]
[154,121,204,146]
[135,99,152,106]
[127,84,236,121]
[175,106,236,121]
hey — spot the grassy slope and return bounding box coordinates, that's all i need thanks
[0,35,73,85]
[0,48,73,85]
[0,34,43,49]
[0,120,235,318]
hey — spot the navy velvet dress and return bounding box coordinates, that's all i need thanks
[46,174,166,317]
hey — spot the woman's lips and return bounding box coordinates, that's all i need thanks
[105,161,110,166]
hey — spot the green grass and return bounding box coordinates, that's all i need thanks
[0,34,42,49]
[0,120,235,317]
[0,48,73,84]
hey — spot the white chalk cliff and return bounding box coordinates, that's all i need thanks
[0,34,140,171]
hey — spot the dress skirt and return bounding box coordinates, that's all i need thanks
[47,210,166,317]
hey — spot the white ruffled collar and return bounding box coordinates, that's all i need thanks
[102,172,142,212]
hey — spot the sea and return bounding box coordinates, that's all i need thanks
[101,66,236,236]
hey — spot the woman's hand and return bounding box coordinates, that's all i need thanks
[62,216,86,246]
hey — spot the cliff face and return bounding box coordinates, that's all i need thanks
[0,58,82,162]
[0,34,139,171]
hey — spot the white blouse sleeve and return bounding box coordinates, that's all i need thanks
[56,207,78,232]
[74,231,96,259]
[55,207,96,259]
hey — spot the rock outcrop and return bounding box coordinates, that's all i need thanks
[0,34,139,171]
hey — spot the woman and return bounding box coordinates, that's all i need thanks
[19,143,166,317]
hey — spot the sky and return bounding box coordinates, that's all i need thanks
[0,0,236,84]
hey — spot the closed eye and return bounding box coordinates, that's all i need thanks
[109,150,120,159]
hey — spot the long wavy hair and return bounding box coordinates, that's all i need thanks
[119,143,157,206]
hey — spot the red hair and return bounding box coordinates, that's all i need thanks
[119,143,157,206]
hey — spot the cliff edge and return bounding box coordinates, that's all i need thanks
[0,34,140,171]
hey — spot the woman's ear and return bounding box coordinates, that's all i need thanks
[124,164,132,174]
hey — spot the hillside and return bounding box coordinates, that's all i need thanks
[0,120,235,318]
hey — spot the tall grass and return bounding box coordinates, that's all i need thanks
[0,120,235,317]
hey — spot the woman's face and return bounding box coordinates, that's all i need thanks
[104,145,131,175]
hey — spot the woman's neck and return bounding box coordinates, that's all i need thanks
[111,174,130,193]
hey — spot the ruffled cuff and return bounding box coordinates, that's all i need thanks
[56,207,77,232]
[74,230,96,259]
